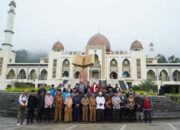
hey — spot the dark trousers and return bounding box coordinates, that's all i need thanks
[37,108,44,122]
[27,108,35,123]
[129,109,135,122]
[45,107,51,121]
[105,109,112,121]
[113,109,120,122]
[144,110,151,123]
[73,107,80,121]
[120,107,126,121]
[96,109,104,122]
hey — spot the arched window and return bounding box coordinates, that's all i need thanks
[74,71,80,79]
[19,69,26,79]
[62,71,69,78]
[110,71,118,79]
[173,70,180,81]
[62,59,70,67]
[110,59,118,67]
[7,69,15,79]
[30,69,37,80]
[159,70,168,81]
[122,71,130,78]
[147,70,156,81]
[40,69,47,80]
[123,59,130,67]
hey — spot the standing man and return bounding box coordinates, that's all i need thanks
[17,91,28,126]
[44,91,53,122]
[128,94,135,122]
[54,90,64,122]
[36,92,45,122]
[90,82,100,93]
[112,92,121,122]
[49,84,56,97]
[38,84,46,96]
[27,90,37,124]
[81,93,89,122]
[73,91,81,122]
[104,93,112,121]
[135,93,144,122]
[96,92,105,122]
[79,80,85,94]
[89,94,96,122]
[143,95,152,123]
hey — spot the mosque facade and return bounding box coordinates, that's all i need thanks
[0,1,180,92]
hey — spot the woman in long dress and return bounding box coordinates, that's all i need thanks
[64,95,73,122]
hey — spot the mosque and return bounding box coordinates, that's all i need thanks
[0,1,180,93]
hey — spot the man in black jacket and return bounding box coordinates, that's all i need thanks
[135,93,144,122]
[27,90,37,124]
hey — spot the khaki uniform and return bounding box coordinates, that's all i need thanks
[54,95,64,122]
[89,97,96,122]
[64,97,73,122]
[81,97,89,122]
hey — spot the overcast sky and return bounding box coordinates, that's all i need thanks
[0,0,180,56]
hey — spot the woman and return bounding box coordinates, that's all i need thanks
[64,95,73,122]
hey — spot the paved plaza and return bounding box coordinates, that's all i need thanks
[0,117,179,130]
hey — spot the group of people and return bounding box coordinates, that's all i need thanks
[16,81,152,126]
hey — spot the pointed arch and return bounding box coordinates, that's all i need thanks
[40,69,47,80]
[110,71,118,79]
[159,70,168,81]
[30,69,37,80]
[147,70,156,81]
[173,70,180,81]
[110,59,118,67]
[7,69,15,79]
[19,69,26,79]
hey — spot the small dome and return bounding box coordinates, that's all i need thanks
[52,41,64,51]
[9,1,16,7]
[130,40,143,51]
[87,33,111,52]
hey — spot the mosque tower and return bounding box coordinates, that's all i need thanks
[2,0,16,51]
[0,1,16,81]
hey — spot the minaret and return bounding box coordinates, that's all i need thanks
[149,42,155,57]
[2,1,16,51]
[0,1,16,83]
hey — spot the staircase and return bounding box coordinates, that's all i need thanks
[151,96,180,118]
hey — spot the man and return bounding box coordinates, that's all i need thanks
[90,82,100,93]
[128,94,135,122]
[105,93,112,121]
[120,91,127,121]
[89,94,96,122]
[143,95,152,123]
[38,84,46,96]
[54,90,64,122]
[84,81,90,94]
[112,92,121,122]
[73,91,81,121]
[27,90,37,124]
[81,93,89,122]
[49,84,56,97]
[44,91,53,122]
[79,80,85,94]
[36,92,45,122]
[96,92,105,122]
[17,91,28,126]
[135,93,144,122]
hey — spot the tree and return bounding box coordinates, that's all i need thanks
[138,80,158,92]
[157,54,167,63]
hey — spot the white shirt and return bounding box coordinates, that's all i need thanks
[96,96,105,109]
[19,94,28,105]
